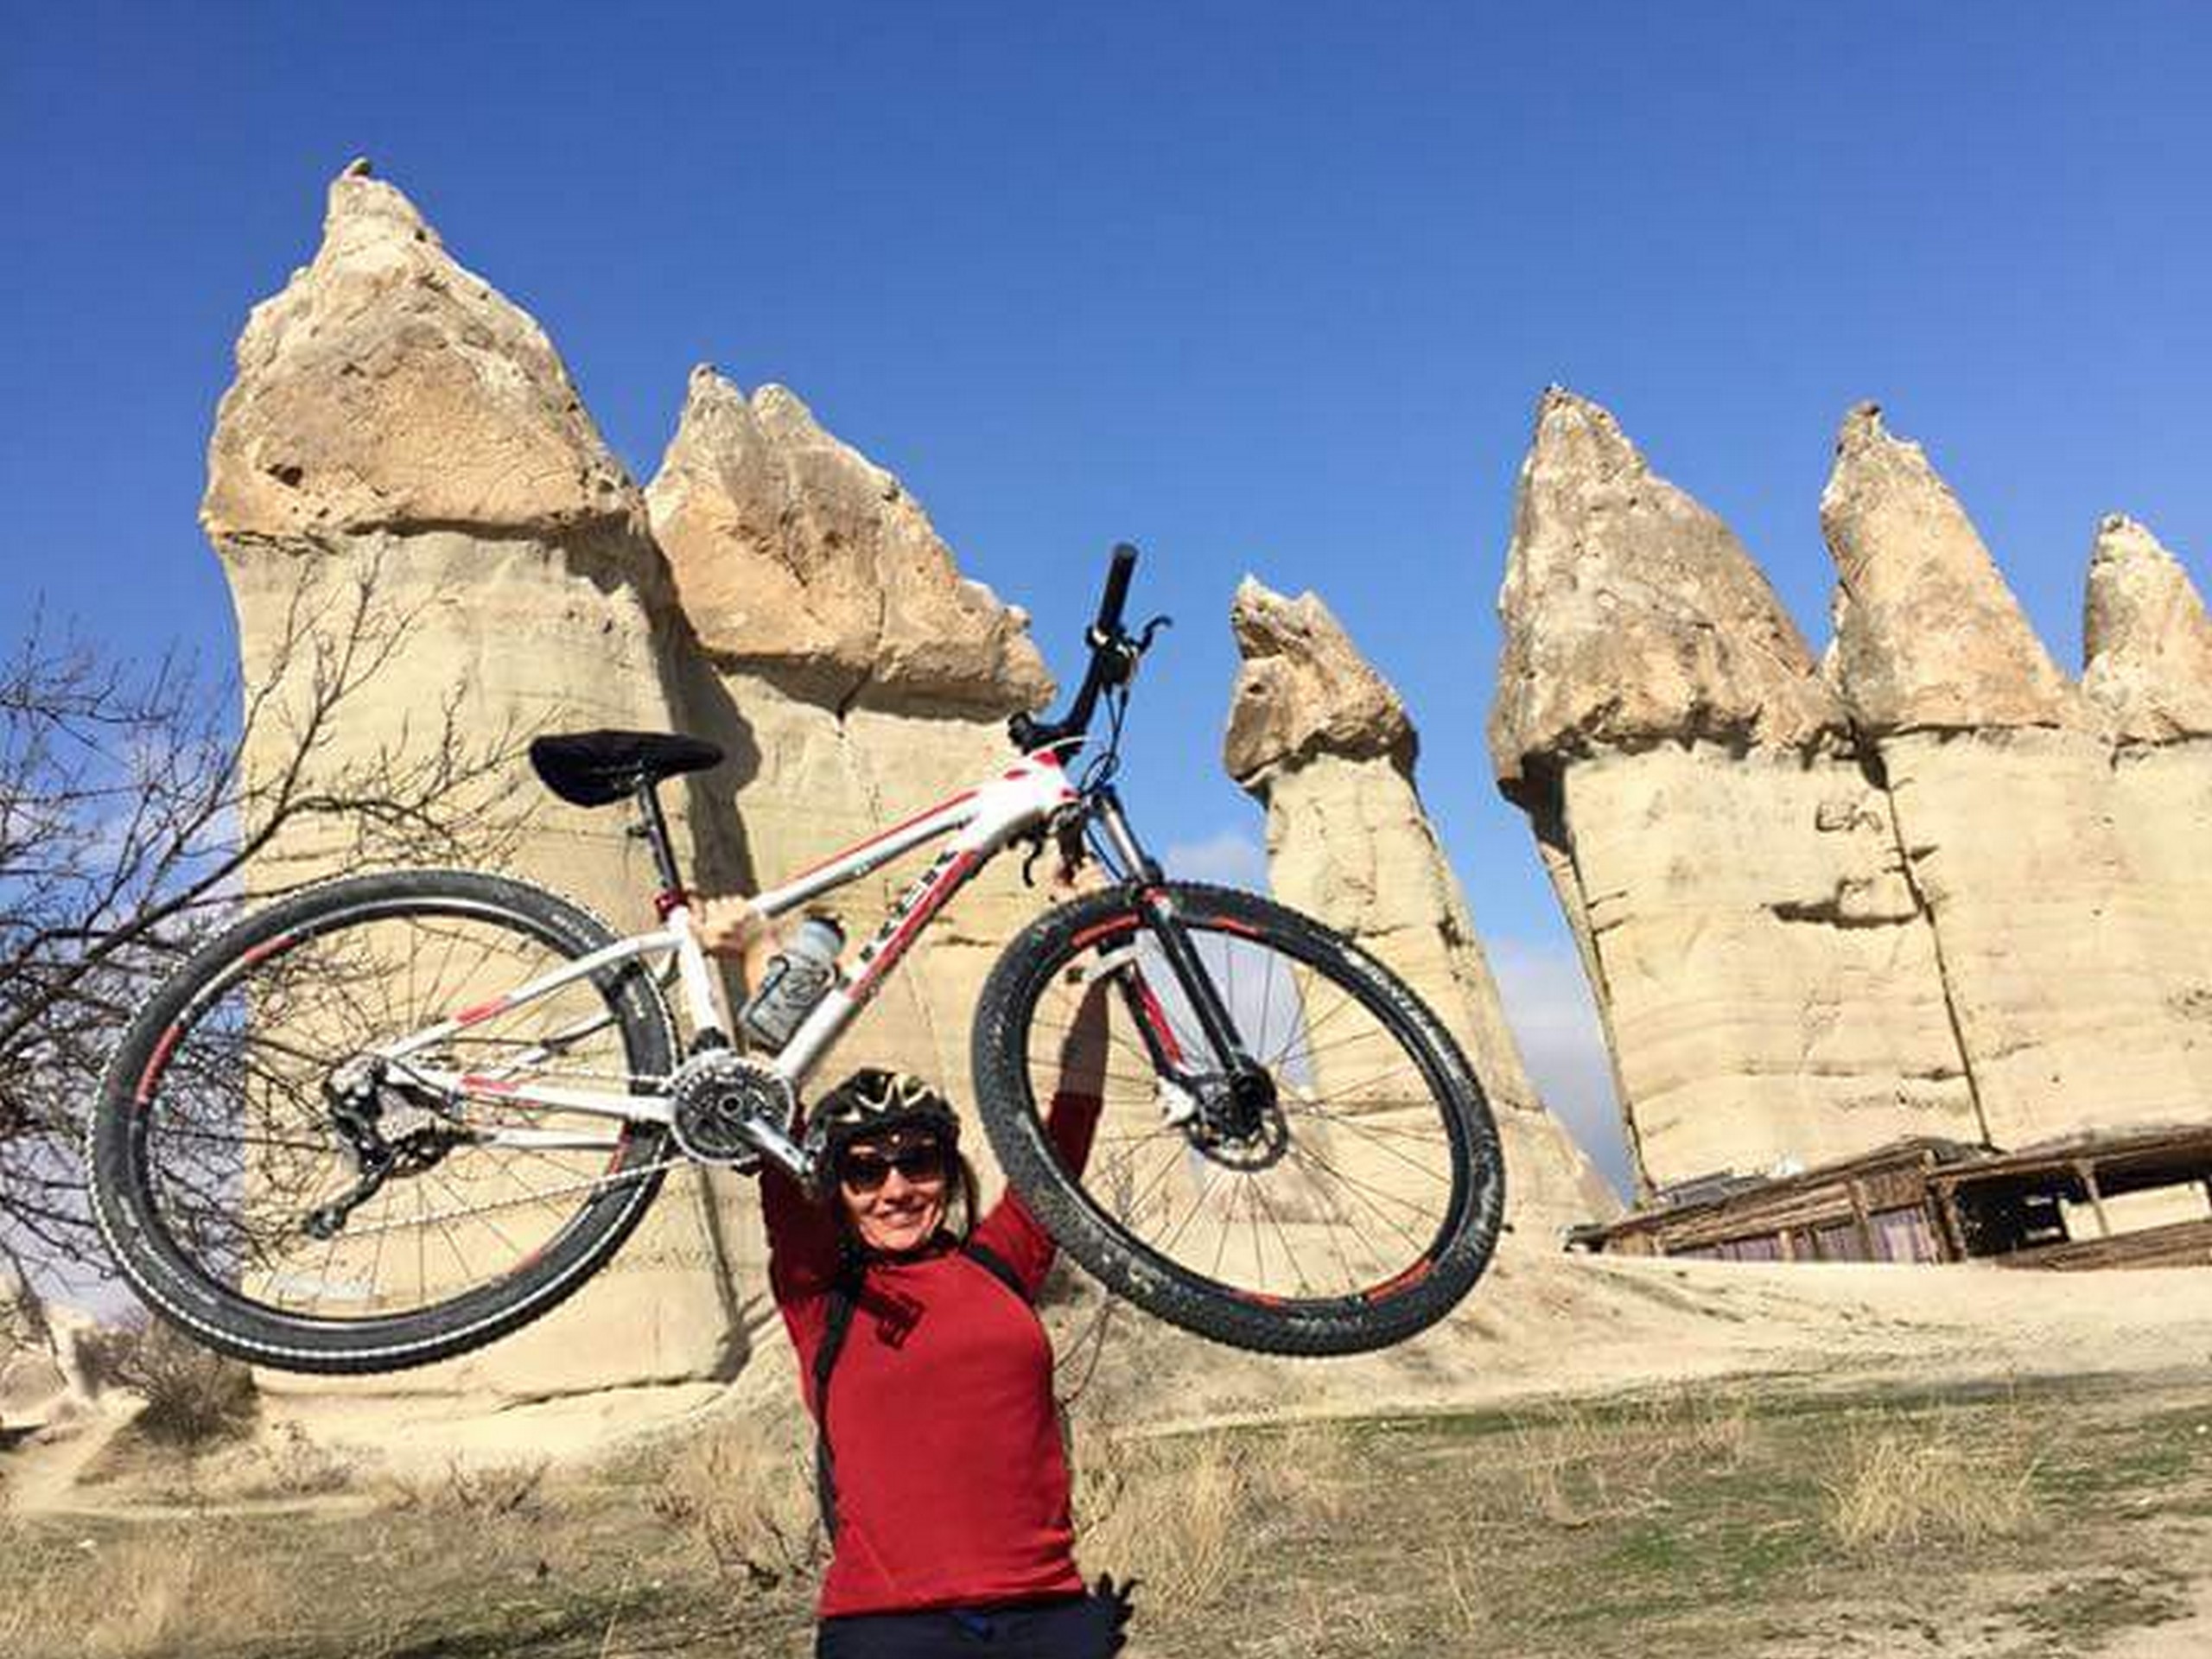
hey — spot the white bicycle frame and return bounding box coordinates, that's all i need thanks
[372,747,1083,1179]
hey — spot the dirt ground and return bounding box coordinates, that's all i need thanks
[5,1253,2209,1657]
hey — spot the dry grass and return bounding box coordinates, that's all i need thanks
[0,1523,293,1659]
[1072,1419,1351,1611]
[381,1453,549,1517]
[1484,1389,1759,1531]
[101,1319,257,1449]
[228,1421,357,1499]
[647,1414,823,1592]
[1821,1408,2043,1550]
[1079,1429,1245,1605]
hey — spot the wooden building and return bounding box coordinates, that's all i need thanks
[1568,1124,2212,1270]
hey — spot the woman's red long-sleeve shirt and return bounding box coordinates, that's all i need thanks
[762,1090,1102,1618]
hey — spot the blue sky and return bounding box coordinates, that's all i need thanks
[7,4,2210,1194]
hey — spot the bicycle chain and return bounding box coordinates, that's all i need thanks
[308,1150,695,1239]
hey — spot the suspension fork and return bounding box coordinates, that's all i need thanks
[1090,790,1268,1121]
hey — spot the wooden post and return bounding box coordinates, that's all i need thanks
[1936,1185,1969,1261]
[2078,1160,2113,1239]
[1847,1179,1878,1262]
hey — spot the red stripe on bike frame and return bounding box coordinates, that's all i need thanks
[1361,1256,1433,1303]
[1131,975,1186,1065]
[459,1075,520,1095]
[137,1024,185,1104]
[783,791,979,884]
[848,849,981,1000]
[1069,917,1139,951]
[454,995,512,1027]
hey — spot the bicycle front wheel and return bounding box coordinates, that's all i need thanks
[89,868,677,1374]
[972,881,1503,1356]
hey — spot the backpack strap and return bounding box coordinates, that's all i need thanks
[810,1238,1036,1538]
[811,1262,862,1540]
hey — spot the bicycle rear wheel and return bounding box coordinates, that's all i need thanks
[971,881,1503,1355]
[89,868,677,1374]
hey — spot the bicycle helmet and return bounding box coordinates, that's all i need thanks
[810,1068,960,1164]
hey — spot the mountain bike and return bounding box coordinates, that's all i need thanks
[88,546,1504,1372]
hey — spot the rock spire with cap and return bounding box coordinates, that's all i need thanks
[646,365,1050,713]
[1490,388,1842,803]
[1227,575,1618,1225]
[1224,578,1415,785]
[204,160,643,549]
[2082,513,2212,744]
[1818,404,2078,733]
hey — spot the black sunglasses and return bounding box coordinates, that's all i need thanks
[838,1141,948,1192]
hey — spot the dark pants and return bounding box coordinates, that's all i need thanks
[816,1592,1126,1658]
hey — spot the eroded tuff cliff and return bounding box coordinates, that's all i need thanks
[1491,391,1979,1193]
[646,365,1052,1121]
[1821,410,2212,1146]
[1492,391,2212,1194]
[2084,518,2212,1075]
[203,162,741,1397]
[1227,578,1617,1229]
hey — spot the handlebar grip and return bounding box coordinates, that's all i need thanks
[1094,543,1139,636]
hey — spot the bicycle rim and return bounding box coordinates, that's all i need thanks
[116,887,668,1331]
[1001,891,1479,1315]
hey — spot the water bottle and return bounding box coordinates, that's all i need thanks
[741,915,846,1050]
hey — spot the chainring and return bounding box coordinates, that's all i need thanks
[669,1050,793,1169]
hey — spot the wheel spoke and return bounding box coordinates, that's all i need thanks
[105,879,670,1342]
[998,890,1496,1341]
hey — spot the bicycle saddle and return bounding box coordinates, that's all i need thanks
[528,730,725,808]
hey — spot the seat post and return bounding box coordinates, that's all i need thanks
[630,778,684,896]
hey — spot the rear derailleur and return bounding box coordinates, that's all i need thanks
[304,1056,468,1239]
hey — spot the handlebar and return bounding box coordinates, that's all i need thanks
[1009,543,1148,755]
[1093,542,1138,639]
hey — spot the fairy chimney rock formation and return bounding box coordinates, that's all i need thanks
[1820,404,2082,734]
[1224,580,1415,779]
[1491,389,1844,801]
[2082,515,2212,1088]
[201,162,738,1399]
[646,367,1052,1173]
[1492,390,1977,1193]
[205,160,640,549]
[2082,514,2212,745]
[1227,579,1617,1226]
[648,366,1051,711]
[1820,410,2211,1147]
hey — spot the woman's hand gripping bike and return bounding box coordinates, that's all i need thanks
[88,546,1505,1371]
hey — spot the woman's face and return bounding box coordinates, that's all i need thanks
[837,1129,949,1255]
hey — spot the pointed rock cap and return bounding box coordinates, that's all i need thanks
[1818,404,2078,733]
[1224,577,1415,788]
[2082,513,2212,743]
[645,365,1052,713]
[202,161,643,547]
[1489,388,1842,803]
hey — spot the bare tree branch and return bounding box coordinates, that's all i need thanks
[1,563,531,1285]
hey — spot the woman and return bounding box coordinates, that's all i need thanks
[701,895,1134,1656]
